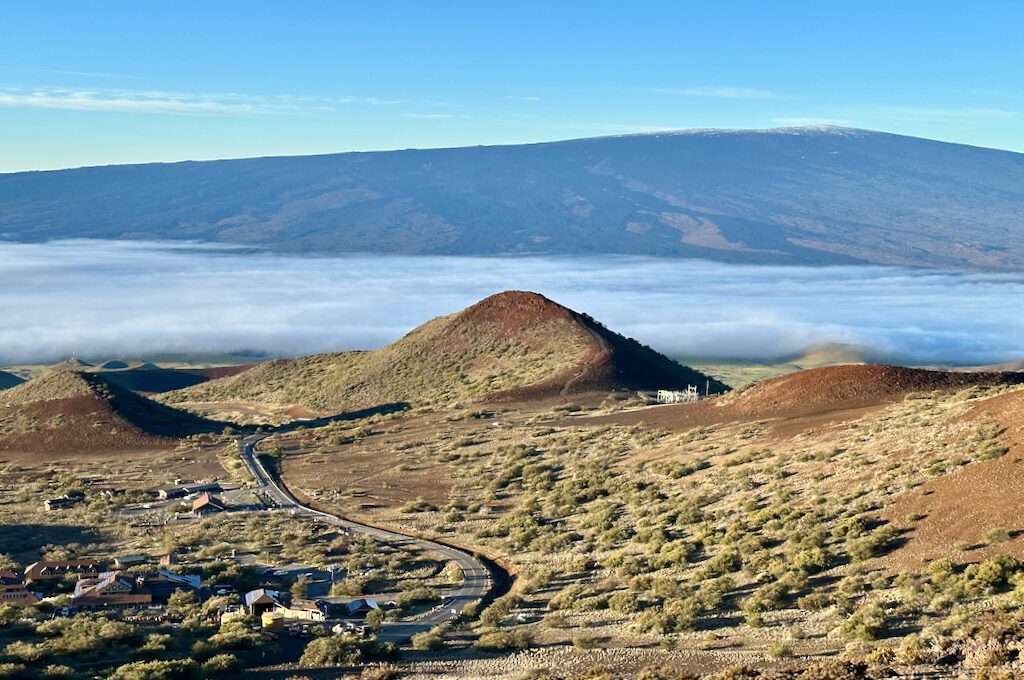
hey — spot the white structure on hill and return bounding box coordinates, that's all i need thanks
[655,386,700,403]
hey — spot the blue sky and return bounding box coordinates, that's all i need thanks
[1,1,1021,172]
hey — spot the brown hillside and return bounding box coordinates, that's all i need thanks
[177,364,255,380]
[50,356,93,370]
[0,370,97,405]
[586,364,1024,435]
[163,291,724,414]
[0,371,221,453]
[722,364,1024,419]
[972,358,1024,373]
[880,388,1024,567]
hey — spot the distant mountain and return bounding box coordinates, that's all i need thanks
[2,127,1024,269]
[94,367,213,393]
[164,291,725,414]
[0,370,24,391]
[0,371,221,453]
[15,358,258,394]
[92,361,254,394]
[778,343,881,370]
[689,343,881,388]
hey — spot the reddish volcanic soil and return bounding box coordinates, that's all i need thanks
[582,364,1024,437]
[473,291,726,401]
[0,371,221,454]
[444,290,577,342]
[880,389,1024,568]
[0,394,173,453]
[723,365,1021,418]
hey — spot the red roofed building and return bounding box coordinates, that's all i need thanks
[24,558,108,582]
[0,571,38,608]
[71,571,152,609]
[192,493,227,516]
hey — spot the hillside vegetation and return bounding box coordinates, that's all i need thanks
[163,291,724,414]
[0,370,222,452]
[4,127,1024,269]
[270,363,1024,677]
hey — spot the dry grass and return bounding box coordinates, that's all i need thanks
[160,292,722,415]
[9,358,1024,677]
[161,302,595,413]
[262,380,1024,676]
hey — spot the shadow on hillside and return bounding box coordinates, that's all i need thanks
[0,523,100,564]
[264,402,411,436]
[82,372,233,437]
[99,368,208,393]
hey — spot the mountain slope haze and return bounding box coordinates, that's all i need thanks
[3,127,1024,269]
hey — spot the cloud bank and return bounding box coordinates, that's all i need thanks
[2,240,1024,366]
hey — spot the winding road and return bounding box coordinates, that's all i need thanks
[238,435,494,643]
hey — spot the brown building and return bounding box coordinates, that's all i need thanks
[156,482,221,500]
[0,571,38,608]
[24,558,108,582]
[72,572,152,609]
[70,569,201,609]
[276,598,329,622]
[192,493,227,516]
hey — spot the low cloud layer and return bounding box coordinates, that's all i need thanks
[3,240,1024,367]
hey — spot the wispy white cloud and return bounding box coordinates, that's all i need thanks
[0,88,270,115]
[504,95,541,102]
[0,86,413,116]
[323,95,407,106]
[651,86,779,100]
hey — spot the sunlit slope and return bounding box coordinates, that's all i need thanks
[164,291,725,413]
[0,370,220,452]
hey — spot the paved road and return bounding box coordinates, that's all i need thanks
[238,435,493,643]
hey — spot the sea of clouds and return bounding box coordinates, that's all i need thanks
[3,239,1024,366]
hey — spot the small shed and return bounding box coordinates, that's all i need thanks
[43,496,80,511]
[192,493,227,516]
[345,597,380,617]
[244,588,282,617]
